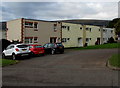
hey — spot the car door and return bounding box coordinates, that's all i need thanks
[47,44,53,53]
[43,44,49,53]
[4,45,10,56]
[9,45,14,55]
[4,45,14,56]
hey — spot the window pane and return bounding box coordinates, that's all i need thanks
[34,23,38,28]
[17,45,28,48]
[25,39,29,43]
[30,38,32,43]
[34,37,38,43]
[34,46,43,48]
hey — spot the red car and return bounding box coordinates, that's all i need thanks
[28,44,45,56]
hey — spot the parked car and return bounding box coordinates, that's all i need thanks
[43,43,64,54]
[2,44,31,60]
[28,44,45,56]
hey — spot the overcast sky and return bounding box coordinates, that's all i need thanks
[0,2,119,21]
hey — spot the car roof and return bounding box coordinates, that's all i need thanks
[9,43,28,46]
[55,42,62,44]
[45,43,62,45]
[29,44,42,46]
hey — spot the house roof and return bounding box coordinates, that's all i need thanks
[24,18,56,23]
[0,22,6,30]
[56,19,110,27]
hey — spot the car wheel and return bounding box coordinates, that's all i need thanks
[51,49,55,55]
[27,54,30,59]
[60,51,64,54]
[30,52,34,57]
[2,53,6,59]
[12,54,16,60]
[42,53,45,56]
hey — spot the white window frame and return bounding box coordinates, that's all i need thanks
[34,37,38,43]
[25,22,33,28]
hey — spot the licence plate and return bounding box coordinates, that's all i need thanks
[39,51,42,53]
[59,47,62,49]
[22,49,27,51]
[22,54,28,56]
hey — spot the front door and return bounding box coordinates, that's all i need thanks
[97,38,100,45]
[50,37,57,43]
[78,38,83,47]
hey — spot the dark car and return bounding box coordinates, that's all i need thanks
[43,43,64,54]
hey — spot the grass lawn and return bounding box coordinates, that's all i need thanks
[74,43,120,50]
[109,54,120,68]
[0,59,19,67]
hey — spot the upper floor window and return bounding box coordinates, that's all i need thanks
[34,22,38,31]
[67,26,70,31]
[86,28,89,30]
[62,26,70,31]
[86,27,92,32]
[25,22,33,28]
[103,29,107,32]
[25,21,38,29]
[62,26,66,29]
[89,28,91,32]
[34,22,38,29]
[80,27,82,30]
[54,24,57,32]
[67,38,70,40]
[111,30,113,33]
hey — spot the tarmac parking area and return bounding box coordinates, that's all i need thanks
[2,49,119,86]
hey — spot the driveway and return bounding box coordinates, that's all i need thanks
[2,49,119,86]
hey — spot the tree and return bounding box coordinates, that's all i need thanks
[107,37,115,43]
[0,39,11,52]
[114,19,120,35]
[107,18,120,35]
[107,18,120,28]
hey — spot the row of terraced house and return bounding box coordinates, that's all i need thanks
[5,18,116,48]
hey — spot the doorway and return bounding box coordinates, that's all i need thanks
[50,37,57,43]
[78,37,83,47]
[97,38,100,45]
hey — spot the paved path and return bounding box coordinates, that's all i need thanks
[2,49,119,86]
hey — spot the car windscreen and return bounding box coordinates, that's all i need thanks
[34,46,43,48]
[56,43,63,46]
[17,45,28,48]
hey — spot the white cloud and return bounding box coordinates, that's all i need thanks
[1,2,118,21]
[2,0,120,2]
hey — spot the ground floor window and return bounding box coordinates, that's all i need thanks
[86,38,89,42]
[25,37,33,43]
[25,37,38,43]
[95,37,100,45]
[34,37,38,43]
[62,38,70,43]
[62,38,67,43]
